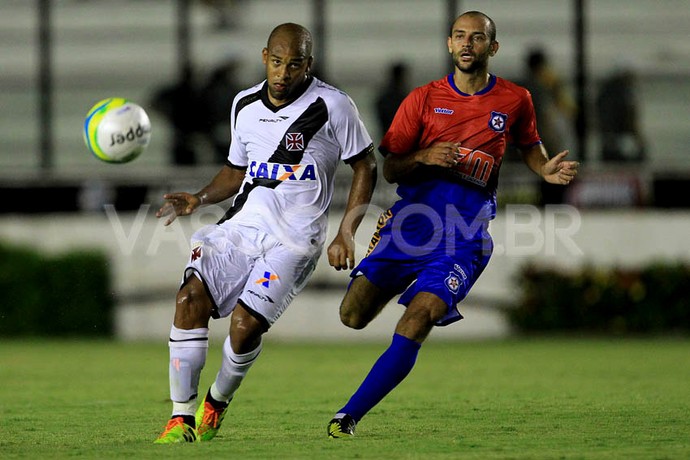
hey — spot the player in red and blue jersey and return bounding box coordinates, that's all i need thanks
[327,11,579,438]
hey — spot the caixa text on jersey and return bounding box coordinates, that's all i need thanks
[247,161,318,181]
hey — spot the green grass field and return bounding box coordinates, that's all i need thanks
[1,337,689,459]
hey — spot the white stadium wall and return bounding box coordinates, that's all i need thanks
[1,208,688,342]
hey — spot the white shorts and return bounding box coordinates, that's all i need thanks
[182,222,320,330]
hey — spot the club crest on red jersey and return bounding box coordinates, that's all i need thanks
[488,111,508,133]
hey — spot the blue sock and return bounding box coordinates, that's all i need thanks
[339,333,421,422]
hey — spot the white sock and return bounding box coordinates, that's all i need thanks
[172,399,198,418]
[168,325,209,414]
[212,335,262,401]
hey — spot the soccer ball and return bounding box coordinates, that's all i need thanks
[83,98,152,163]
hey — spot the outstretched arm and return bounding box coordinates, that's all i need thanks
[327,151,378,271]
[156,165,246,225]
[521,144,579,185]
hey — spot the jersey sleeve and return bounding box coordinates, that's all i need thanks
[329,93,374,163]
[227,93,248,167]
[510,89,542,149]
[379,87,425,156]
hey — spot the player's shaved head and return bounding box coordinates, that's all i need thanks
[267,23,313,58]
[262,23,314,105]
[451,11,497,42]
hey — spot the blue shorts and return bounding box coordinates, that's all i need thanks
[352,203,493,326]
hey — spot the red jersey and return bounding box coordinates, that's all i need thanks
[380,73,541,194]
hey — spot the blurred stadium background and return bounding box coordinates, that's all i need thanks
[1,0,689,341]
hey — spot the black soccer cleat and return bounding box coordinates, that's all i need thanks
[327,414,356,438]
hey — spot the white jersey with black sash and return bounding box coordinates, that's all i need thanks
[221,76,374,254]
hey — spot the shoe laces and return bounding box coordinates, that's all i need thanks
[201,402,224,428]
[161,416,185,435]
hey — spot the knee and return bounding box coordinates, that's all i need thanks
[338,277,387,330]
[230,306,264,353]
[174,279,212,328]
[339,300,367,330]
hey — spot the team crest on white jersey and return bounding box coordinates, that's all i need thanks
[248,160,317,181]
[285,132,304,151]
[190,242,203,262]
[488,111,508,133]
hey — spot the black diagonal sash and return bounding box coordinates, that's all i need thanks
[218,97,329,224]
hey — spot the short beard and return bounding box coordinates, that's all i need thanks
[452,52,488,74]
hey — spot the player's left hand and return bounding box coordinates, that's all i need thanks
[542,150,579,185]
[327,232,356,271]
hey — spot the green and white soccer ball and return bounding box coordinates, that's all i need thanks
[83,97,152,163]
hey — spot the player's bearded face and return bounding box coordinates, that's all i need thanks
[451,44,491,73]
[448,17,495,74]
[262,42,312,105]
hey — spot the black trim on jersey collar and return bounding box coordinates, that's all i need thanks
[446,73,496,96]
[260,75,314,112]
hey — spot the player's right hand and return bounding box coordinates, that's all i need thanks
[418,142,462,168]
[156,192,201,226]
[327,232,356,271]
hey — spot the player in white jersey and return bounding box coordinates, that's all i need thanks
[154,23,377,444]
